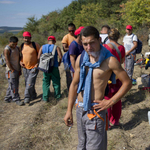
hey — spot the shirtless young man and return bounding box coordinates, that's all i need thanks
[64,26,132,150]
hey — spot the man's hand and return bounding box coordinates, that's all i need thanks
[34,63,38,68]
[126,51,130,56]
[93,99,112,112]
[20,61,25,68]
[64,111,73,127]
[58,61,61,66]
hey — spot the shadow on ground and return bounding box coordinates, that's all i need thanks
[121,107,149,131]
[122,89,147,109]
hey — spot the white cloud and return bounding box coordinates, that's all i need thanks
[0,1,15,4]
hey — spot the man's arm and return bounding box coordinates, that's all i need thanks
[62,43,69,52]
[37,46,43,60]
[4,49,14,72]
[19,45,26,68]
[93,57,132,112]
[34,43,40,68]
[64,55,81,126]
[56,46,62,66]
[70,55,76,71]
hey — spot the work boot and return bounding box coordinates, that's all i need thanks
[24,98,30,105]
[16,100,24,106]
[4,99,11,103]
[40,98,48,103]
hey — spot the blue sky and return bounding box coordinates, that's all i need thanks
[0,0,73,27]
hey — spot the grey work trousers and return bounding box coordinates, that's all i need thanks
[124,54,135,79]
[76,106,107,150]
[4,70,20,102]
[23,67,39,100]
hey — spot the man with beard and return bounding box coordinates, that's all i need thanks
[20,31,40,105]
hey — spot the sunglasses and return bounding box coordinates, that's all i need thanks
[69,30,75,33]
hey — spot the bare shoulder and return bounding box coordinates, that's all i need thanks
[107,56,122,70]
[4,47,10,55]
[75,54,81,69]
[56,46,62,55]
[56,46,61,51]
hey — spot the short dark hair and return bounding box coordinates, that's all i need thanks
[101,25,110,30]
[68,23,76,28]
[80,26,99,39]
[9,36,18,43]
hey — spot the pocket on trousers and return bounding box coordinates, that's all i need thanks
[31,67,37,73]
[127,55,131,59]
[86,120,96,131]
[10,70,18,78]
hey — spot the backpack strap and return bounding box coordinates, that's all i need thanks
[52,45,57,56]
[110,42,122,62]
[103,36,108,44]
[7,46,12,55]
[21,43,24,51]
[32,42,38,55]
[132,34,135,42]
[21,42,37,55]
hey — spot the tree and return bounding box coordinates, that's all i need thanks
[37,11,61,36]
[120,0,150,28]
[58,1,82,30]
[24,16,39,33]
[73,3,103,27]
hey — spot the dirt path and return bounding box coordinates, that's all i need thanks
[0,45,150,150]
[0,64,68,149]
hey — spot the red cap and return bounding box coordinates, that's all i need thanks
[74,26,84,36]
[126,25,132,30]
[23,31,31,37]
[48,36,56,42]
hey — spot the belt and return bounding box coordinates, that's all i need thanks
[75,99,108,130]
[75,99,98,108]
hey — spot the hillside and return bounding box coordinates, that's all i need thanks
[0,42,150,150]
[0,26,23,34]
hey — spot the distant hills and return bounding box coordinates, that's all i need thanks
[0,26,23,34]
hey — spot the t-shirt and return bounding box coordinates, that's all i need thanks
[69,41,84,72]
[61,33,75,47]
[103,44,125,63]
[5,45,21,72]
[21,42,40,69]
[100,34,110,44]
[123,33,138,54]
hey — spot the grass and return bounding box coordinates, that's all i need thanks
[19,99,73,150]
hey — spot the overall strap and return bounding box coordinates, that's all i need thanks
[110,42,122,62]
[103,36,108,44]
[21,42,37,55]
[52,45,57,56]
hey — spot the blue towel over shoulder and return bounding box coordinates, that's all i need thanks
[77,44,116,111]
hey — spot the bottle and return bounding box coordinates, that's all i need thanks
[148,111,150,125]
